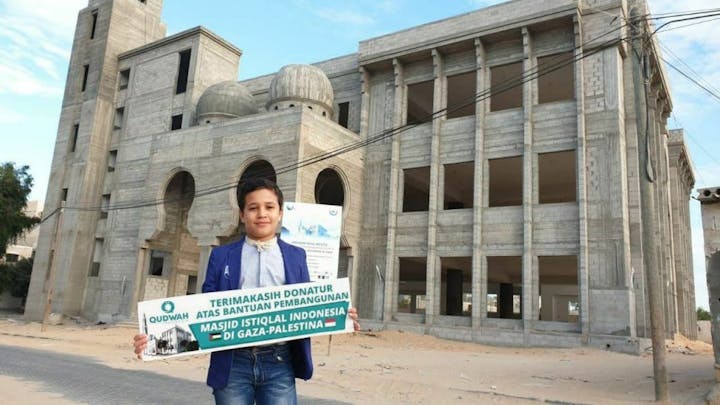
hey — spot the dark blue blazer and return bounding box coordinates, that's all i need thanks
[201,236,313,389]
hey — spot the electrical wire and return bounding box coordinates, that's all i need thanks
[39,8,718,223]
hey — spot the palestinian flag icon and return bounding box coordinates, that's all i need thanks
[324,318,336,328]
[209,333,222,341]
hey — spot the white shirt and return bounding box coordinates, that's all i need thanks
[239,237,285,289]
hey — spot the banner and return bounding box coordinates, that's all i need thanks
[281,202,342,281]
[137,278,352,361]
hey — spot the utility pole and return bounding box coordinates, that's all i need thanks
[629,7,669,402]
[42,202,64,332]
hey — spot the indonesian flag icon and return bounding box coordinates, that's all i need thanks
[324,318,336,328]
[209,333,222,341]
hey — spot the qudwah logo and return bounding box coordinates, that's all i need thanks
[161,301,175,313]
[148,301,189,324]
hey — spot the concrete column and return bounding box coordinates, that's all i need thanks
[382,59,405,322]
[425,49,445,325]
[521,27,535,340]
[574,15,591,343]
[472,38,487,328]
[196,244,214,292]
[698,187,720,403]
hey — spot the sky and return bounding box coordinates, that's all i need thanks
[0,0,718,310]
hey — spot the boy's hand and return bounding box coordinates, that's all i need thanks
[133,334,148,360]
[348,307,361,331]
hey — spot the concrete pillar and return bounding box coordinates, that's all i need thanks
[382,58,405,322]
[425,49,445,325]
[472,38,487,328]
[574,15,591,343]
[697,187,720,404]
[521,27,536,340]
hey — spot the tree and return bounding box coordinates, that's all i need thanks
[0,162,40,256]
[0,257,33,300]
[697,307,711,321]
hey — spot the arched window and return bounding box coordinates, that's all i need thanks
[237,160,277,205]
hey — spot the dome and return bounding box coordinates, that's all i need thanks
[267,64,334,115]
[196,81,257,123]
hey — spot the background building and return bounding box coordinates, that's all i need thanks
[25,0,696,351]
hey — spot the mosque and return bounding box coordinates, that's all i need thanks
[26,0,697,351]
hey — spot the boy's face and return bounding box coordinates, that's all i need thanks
[240,188,282,241]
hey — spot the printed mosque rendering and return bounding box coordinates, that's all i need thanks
[26,0,697,351]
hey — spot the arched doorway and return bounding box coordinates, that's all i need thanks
[144,170,200,300]
[314,168,345,207]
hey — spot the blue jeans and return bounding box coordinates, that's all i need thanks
[213,344,297,405]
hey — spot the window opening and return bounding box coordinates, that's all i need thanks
[171,114,182,130]
[537,52,575,103]
[398,257,427,314]
[403,166,430,212]
[538,256,578,322]
[447,72,476,119]
[490,61,522,111]
[487,256,522,319]
[338,101,349,128]
[538,150,576,203]
[406,80,434,125]
[175,49,191,94]
[443,162,474,209]
[488,156,522,207]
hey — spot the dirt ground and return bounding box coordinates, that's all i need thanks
[0,315,716,404]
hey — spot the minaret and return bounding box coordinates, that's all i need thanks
[25,0,166,320]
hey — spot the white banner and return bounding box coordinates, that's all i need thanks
[281,202,342,281]
[137,278,353,361]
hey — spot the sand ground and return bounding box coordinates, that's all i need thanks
[0,315,716,404]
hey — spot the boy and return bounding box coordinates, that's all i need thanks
[134,178,360,404]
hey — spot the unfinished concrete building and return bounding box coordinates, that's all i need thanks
[26,0,697,351]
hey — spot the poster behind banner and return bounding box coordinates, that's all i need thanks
[281,202,342,281]
[137,279,353,361]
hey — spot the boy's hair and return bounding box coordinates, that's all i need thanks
[238,177,284,210]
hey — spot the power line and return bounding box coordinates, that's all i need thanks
[41,8,716,223]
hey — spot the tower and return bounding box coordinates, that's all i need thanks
[25,0,166,320]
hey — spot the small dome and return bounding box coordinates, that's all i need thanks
[268,64,334,115]
[197,81,257,123]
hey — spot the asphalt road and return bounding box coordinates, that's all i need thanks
[0,344,350,404]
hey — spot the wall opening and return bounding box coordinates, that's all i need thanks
[538,255,579,322]
[406,80,434,125]
[488,156,522,207]
[81,64,89,92]
[171,114,183,131]
[144,171,199,299]
[490,61,522,111]
[403,166,430,212]
[101,194,110,219]
[537,52,575,104]
[89,10,98,39]
[114,107,125,129]
[119,69,130,90]
[108,150,117,172]
[440,257,472,316]
[69,124,79,153]
[90,238,103,277]
[175,49,191,94]
[315,168,345,207]
[338,101,349,128]
[398,257,427,314]
[538,150,576,203]
[447,71,476,119]
[487,256,522,319]
[444,162,474,210]
[148,250,166,276]
[61,188,68,202]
